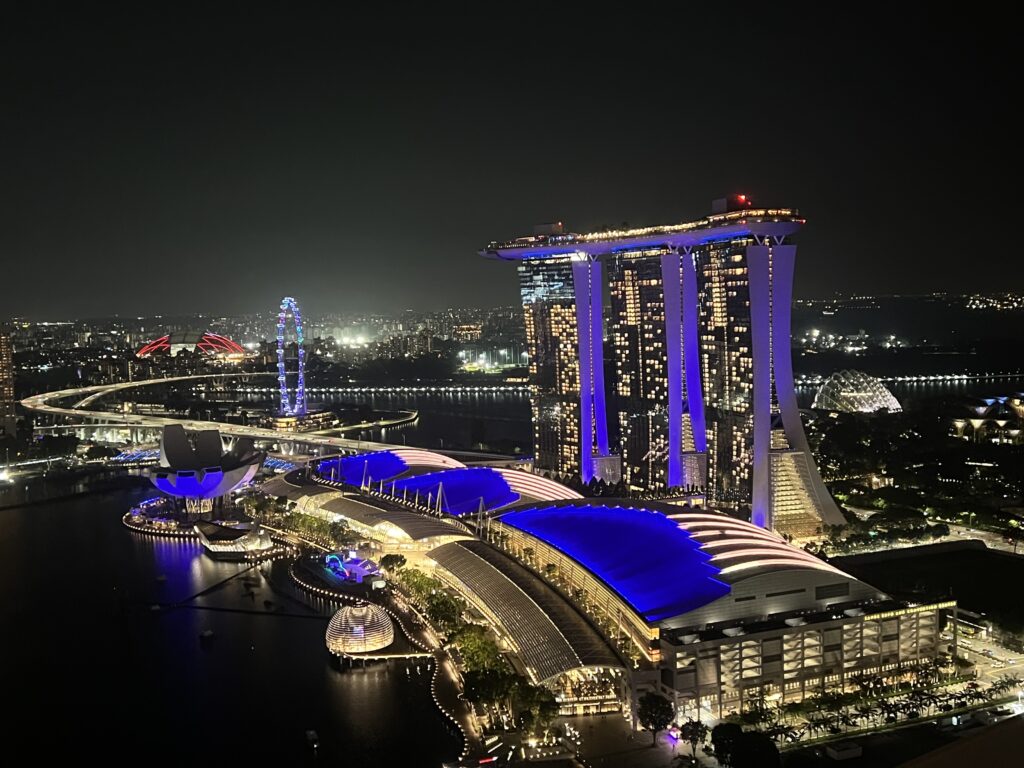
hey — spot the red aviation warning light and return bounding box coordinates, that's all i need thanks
[711,194,754,213]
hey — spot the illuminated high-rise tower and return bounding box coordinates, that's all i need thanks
[607,248,705,492]
[483,199,845,538]
[0,328,16,438]
[506,224,614,482]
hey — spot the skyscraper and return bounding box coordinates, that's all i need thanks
[607,248,705,492]
[510,226,613,483]
[0,328,16,438]
[483,198,845,538]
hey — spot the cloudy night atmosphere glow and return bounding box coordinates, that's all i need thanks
[2,7,1021,768]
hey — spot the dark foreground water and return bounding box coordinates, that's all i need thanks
[0,484,459,763]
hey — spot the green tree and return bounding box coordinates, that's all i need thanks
[515,681,559,736]
[463,667,518,707]
[425,591,464,633]
[637,692,674,747]
[451,624,502,671]
[679,718,708,759]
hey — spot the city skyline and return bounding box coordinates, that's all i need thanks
[3,9,1022,766]
[1,8,1013,320]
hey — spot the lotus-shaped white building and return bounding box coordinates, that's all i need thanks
[148,425,265,512]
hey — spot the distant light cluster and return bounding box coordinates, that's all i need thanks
[966,293,1024,311]
[797,328,906,354]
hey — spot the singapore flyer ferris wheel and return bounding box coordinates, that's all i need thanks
[276,296,307,416]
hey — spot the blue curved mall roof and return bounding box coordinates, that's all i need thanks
[498,504,730,622]
[389,467,518,516]
[316,451,407,486]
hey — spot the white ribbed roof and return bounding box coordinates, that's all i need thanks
[494,468,583,501]
[665,511,847,582]
[389,448,465,470]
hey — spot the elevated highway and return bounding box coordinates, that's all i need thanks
[21,373,443,456]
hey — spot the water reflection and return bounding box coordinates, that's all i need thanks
[0,484,460,763]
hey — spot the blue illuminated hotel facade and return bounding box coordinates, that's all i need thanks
[484,198,846,538]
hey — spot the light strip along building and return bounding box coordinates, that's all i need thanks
[482,196,845,538]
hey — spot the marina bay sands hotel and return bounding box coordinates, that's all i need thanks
[482,195,845,539]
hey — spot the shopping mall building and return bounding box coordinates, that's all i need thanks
[270,452,955,719]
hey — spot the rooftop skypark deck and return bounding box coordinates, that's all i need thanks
[482,208,804,260]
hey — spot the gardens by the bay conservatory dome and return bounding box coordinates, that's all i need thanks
[812,370,902,413]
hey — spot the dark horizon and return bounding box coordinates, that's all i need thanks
[2,8,1012,320]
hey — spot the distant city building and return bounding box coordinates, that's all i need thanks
[484,197,846,538]
[951,393,1024,444]
[0,328,15,437]
[813,370,903,413]
[452,323,483,342]
[965,292,1024,311]
[0,329,14,438]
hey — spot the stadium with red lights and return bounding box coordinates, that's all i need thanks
[136,331,245,358]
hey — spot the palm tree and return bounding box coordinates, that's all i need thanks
[877,698,901,724]
[766,722,801,745]
[854,702,879,727]
[804,715,826,740]
[838,712,858,733]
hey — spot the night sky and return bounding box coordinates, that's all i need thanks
[1,8,1011,319]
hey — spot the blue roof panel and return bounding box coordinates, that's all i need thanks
[316,451,408,486]
[498,504,730,622]
[389,467,518,516]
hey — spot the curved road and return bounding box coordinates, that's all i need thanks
[20,373,412,454]
[21,374,518,464]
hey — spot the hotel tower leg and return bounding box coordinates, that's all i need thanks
[748,243,845,535]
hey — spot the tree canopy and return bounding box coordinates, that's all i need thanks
[636,692,674,747]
